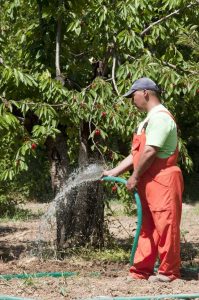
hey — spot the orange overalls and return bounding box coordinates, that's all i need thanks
[130,111,184,280]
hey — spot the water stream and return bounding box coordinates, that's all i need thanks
[34,163,104,254]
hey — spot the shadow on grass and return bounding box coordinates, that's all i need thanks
[0,226,18,237]
[0,244,26,262]
[0,225,28,261]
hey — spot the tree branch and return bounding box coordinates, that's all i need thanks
[162,60,199,75]
[55,0,63,79]
[112,56,119,96]
[0,56,4,65]
[88,95,106,164]
[37,0,44,37]
[141,2,197,36]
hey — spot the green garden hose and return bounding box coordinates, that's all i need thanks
[102,176,142,266]
[1,294,199,300]
[0,297,34,300]
[85,295,199,300]
[0,271,77,281]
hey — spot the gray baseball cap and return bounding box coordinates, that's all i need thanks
[123,77,160,98]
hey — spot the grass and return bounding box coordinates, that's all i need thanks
[105,198,136,217]
[23,277,36,287]
[105,206,126,217]
[1,198,197,265]
[0,207,43,222]
[31,236,132,262]
[54,238,132,263]
[77,247,130,262]
[193,203,199,215]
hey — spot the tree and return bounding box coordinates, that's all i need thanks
[0,0,199,248]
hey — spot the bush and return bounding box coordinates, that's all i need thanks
[0,137,53,217]
[0,192,24,217]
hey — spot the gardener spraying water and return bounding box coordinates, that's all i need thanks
[103,77,184,282]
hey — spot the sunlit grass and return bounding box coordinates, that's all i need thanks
[58,246,131,263]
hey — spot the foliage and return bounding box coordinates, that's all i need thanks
[103,175,136,216]
[0,193,22,217]
[0,135,53,216]
[0,0,199,210]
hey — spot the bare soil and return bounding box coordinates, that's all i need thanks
[0,202,198,300]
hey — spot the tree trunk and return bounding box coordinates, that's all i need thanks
[52,1,104,250]
[46,132,68,195]
[56,122,104,249]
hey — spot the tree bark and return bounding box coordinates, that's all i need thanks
[56,122,104,249]
[46,131,68,195]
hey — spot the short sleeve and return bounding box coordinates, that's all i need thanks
[145,114,173,148]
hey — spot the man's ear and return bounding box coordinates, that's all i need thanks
[144,90,149,101]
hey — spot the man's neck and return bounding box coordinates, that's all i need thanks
[146,97,161,112]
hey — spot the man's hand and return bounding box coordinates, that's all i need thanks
[102,169,118,178]
[126,174,139,191]
[126,145,157,190]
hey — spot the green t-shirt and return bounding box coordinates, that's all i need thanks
[145,107,177,159]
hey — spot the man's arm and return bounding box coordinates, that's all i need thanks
[126,145,158,190]
[103,154,133,177]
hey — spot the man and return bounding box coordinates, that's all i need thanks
[103,77,184,282]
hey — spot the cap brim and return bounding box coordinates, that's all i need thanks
[123,89,135,98]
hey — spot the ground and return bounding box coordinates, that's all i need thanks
[0,201,198,300]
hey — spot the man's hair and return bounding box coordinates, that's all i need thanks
[146,89,161,99]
